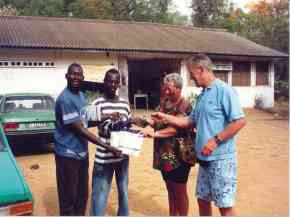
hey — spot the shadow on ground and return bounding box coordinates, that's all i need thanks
[10,142,54,156]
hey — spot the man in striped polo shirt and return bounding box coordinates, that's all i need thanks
[90,69,131,216]
[54,63,121,216]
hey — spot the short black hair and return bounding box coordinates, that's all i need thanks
[104,68,120,81]
[67,63,82,74]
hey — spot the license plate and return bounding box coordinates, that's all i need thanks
[28,122,48,128]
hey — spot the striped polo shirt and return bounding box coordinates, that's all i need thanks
[92,96,131,164]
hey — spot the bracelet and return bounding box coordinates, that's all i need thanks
[214,134,222,145]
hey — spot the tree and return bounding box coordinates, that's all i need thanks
[166,11,188,25]
[245,0,289,53]
[190,0,288,98]
[226,0,289,97]
[22,0,65,17]
[191,0,229,27]
[0,0,187,25]
[0,4,19,15]
[67,0,106,19]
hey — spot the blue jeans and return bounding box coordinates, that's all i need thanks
[90,158,129,216]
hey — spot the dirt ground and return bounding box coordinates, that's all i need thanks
[14,109,288,216]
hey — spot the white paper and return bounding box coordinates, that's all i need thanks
[110,131,143,156]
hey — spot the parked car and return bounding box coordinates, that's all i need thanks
[0,125,33,215]
[0,93,55,145]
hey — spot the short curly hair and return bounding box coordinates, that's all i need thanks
[163,73,183,89]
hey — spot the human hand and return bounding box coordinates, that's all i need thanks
[140,126,155,138]
[144,116,155,126]
[131,115,154,127]
[108,146,122,157]
[151,112,166,123]
[110,112,120,121]
[201,138,218,156]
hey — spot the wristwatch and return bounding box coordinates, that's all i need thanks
[214,135,222,145]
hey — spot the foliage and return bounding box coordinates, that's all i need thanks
[191,0,289,98]
[191,0,288,54]
[274,80,289,100]
[22,0,65,17]
[185,91,198,108]
[0,0,187,25]
[0,4,18,15]
[191,0,229,27]
[244,0,289,54]
[85,90,102,104]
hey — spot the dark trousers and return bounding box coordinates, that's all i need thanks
[55,154,89,216]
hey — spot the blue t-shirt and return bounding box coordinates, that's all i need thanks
[189,79,245,161]
[54,88,88,160]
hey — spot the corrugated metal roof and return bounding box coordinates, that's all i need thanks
[0,16,287,58]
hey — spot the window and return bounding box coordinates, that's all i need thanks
[232,62,251,86]
[256,62,269,86]
[214,70,228,83]
[4,96,55,112]
[0,61,55,68]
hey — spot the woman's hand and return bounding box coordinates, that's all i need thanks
[151,112,166,123]
[144,116,155,126]
[140,126,155,138]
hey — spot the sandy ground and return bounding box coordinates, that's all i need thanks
[14,109,288,216]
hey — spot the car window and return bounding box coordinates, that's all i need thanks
[4,96,55,112]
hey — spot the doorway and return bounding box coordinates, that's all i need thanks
[128,59,180,109]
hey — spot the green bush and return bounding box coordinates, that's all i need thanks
[186,91,198,109]
[275,80,289,100]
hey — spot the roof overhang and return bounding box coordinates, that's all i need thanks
[0,46,288,62]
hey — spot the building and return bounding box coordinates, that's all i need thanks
[0,16,287,108]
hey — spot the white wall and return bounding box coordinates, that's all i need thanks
[0,51,275,108]
[180,61,275,108]
[183,86,274,108]
[0,51,118,99]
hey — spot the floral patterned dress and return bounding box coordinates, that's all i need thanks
[153,97,195,172]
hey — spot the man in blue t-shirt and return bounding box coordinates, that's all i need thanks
[54,63,121,216]
[152,54,246,216]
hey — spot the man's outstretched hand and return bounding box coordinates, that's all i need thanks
[151,112,166,123]
[107,146,122,157]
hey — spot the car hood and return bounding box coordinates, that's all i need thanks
[0,150,32,204]
[1,110,55,123]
